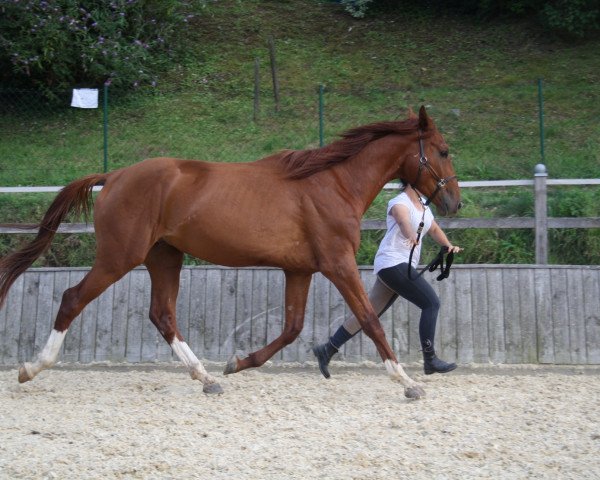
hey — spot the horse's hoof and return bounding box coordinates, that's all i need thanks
[18,364,33,384]
[223,355,239,375]
[404,385,426,399]
[203,382,224,395]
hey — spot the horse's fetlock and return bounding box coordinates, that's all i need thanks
[39,357,55,369]
[242,352,264,369]
[189,362,204,379]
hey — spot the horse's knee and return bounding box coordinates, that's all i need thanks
[289,323,303,338]
[281,323,303,344]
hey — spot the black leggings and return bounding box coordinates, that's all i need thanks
[377,262,441,351]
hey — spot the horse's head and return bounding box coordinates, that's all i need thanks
[400,106,461,216]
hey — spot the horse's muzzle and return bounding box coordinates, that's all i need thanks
[438,193,461,216]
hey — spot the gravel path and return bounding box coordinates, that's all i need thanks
[1,363,599,479]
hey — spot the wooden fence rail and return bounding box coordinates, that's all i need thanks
[1,264,599,366]
[1,168,598,366]
[2,167,599,264]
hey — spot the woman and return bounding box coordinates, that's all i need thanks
[312,180,461,378]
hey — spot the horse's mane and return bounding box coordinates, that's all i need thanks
[281,118,420,180]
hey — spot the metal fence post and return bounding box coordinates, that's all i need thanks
[253,58,260,122]
[534,163,548,264]
[538,78,545,164]
[103,83,109,173]
[318,84,324,147]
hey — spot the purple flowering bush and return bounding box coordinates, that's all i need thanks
[0,0,198,93]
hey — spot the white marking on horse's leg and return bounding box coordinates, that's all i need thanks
[384,359,419,388]
[19,329,67,382]
[171,338,217,385]
[385,360,426,399]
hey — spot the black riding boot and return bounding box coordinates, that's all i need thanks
[312,342,338,379]
[422,343,457,375]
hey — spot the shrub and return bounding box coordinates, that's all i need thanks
[341,0,374,18]
[0,0,201,95]
[540,0,600,39]
[341,0,599,39]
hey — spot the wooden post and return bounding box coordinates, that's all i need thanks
[268,35,280,112]
[534,163,548,264]
[253,58,260,122]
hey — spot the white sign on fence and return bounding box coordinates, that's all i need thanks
[71,88,98,109]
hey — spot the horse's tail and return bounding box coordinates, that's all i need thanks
[0,173,108,308]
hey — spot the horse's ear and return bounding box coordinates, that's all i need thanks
[407,106,416,119]
[418,105,430,131]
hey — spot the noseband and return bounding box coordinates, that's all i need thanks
[411,130,457,206]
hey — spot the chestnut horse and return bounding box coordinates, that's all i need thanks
[0,107,460,399]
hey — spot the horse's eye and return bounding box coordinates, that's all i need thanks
[440,150,449,158]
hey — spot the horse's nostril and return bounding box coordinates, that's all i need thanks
[457,202,463,210]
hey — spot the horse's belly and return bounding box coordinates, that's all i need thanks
[164,226,315,270]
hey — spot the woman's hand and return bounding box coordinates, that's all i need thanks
[404,235,419,248]
[446,244,462,254]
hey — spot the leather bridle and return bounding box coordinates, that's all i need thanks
[406,131,457,281]
[411,130,457,207]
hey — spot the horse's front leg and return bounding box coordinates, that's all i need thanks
[323,258,425,399]
[224,271,312,374]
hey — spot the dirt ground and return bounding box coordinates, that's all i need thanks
[1,362,599,479]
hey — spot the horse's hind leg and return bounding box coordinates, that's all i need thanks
[224,271,312,374]
[18,263,132,383]
[144,241,222,394]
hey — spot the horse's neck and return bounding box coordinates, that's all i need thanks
[334,137,411,213]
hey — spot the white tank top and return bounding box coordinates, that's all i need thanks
[373,192,434,274]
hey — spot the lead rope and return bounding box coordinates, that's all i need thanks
[408,244,455,281]
[407,202,426,280]
[407,196,454,281]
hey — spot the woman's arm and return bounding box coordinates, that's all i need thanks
[390,204,419,247]
[428,220,462,253]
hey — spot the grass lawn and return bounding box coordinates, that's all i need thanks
[1,0,598,266]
